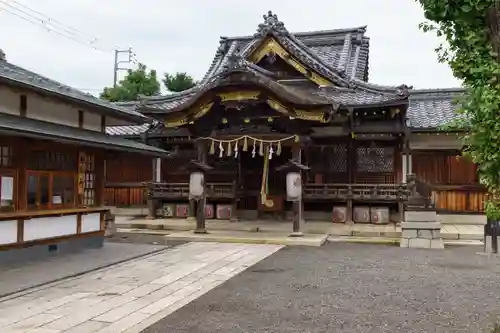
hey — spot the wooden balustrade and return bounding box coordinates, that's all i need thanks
[145,182,235,199]
[303,183,410,202]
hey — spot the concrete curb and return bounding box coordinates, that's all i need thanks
[0,246,171,301]
[163,233,328,247]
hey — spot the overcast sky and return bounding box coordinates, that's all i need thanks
[0,0,462,95]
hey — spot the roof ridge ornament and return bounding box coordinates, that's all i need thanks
[396,84,412,97]
[222,53,247,71]
[254,11,288,38]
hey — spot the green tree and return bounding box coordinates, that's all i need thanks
[163,72,196,92]
[416,0,500,218]
[100,63,160,102]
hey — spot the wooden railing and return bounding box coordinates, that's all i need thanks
[303,183,410,201]
[145,182,235,199]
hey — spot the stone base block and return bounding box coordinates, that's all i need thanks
[418,229,433,239]
[430,238,444,249]
[401,221,441,229]
[400,238,409,248]
[405,210,437,222]
[400,237,444,249]
[409,238,430,248]
[402,229,417,238]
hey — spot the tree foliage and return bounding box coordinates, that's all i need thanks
[417,0,500,218]
[100,63,160,102]
[163,72,196,92]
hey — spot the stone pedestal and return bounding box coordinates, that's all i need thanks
[400,210,444,249]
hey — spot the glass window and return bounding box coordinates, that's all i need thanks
[27,173,37,208]
[0,172,15,212]
[52,174,75,206]
[26,172,77,210]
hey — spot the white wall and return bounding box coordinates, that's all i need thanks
[23,215,77,241]
[0,220,18,245]
[0,85,134,131]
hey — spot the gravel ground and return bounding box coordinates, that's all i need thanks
[142,243,500,333]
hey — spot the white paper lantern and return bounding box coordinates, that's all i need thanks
[286,172,302,201]
[189,171,204,199]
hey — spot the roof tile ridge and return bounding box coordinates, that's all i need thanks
[223,26,368,41]
[201,37,237,83]
[139,88,198,104]
[410,87,465,94]
[349,78,412,96]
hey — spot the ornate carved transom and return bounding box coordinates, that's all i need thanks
[356,146,394,173]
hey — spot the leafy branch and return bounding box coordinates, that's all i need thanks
[417,0,500,218]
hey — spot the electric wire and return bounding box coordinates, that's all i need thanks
[0,0,120,53]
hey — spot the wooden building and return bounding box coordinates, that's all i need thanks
[0,50,169,265]
[105,12,481,222]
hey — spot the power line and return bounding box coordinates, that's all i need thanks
[0,0,119,53]
[7,0,121,50]
[0,0,140,87]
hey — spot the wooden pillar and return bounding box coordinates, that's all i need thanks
[401,116,412,222]
[154,157,162,182]
[194,141,209,234]
[15,138,27,212]
[291,144,304,236]
[94,152,105,207]
[230,179,238,222]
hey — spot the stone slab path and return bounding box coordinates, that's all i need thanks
[0,242,283,333]
[0,243,166,298]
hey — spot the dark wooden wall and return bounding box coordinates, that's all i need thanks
[104,154,152,206]
[412,151,484,213]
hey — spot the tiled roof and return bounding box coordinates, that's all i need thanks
[105,123,151,136]
[137,11,408,115]
[138,61,409,113]
[408,88,464,129]
[0,57,146,123]
[108,88,464,136]
[0,112,168,156]
[203,25,369,83]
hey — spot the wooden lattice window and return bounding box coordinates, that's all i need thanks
[0,145,12,167]
[327,144,348,173]
[356,146,394,173]
[83,154,95,206]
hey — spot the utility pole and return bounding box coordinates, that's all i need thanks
[113,47,135,87]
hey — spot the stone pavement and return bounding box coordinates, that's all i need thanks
[0,242,283,333]
[117,218,484,241]
[0,243,166,298]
